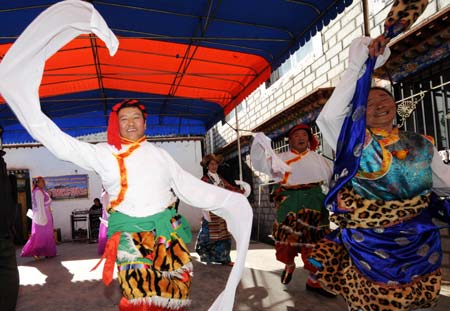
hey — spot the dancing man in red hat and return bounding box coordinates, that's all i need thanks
[0,2,252,311]
[251,124,334,296]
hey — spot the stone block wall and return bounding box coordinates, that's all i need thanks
[251,168,276,244]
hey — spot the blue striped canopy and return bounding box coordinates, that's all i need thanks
[0,0,353,144]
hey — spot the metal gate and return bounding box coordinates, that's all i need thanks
[393,58,450,151]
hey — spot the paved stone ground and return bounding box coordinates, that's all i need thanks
[14,239,450,311]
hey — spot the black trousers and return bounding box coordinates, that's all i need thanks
[0,238,19,311]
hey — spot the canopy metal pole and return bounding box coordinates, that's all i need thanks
[235,108,243,182]
[362,0,370,36]
[0,126,3,150]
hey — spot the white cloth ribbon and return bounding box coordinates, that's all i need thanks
[235,180,251,197]
[250,132,291,177]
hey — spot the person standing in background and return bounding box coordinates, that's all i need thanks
[97,190,109,256]
[88,197,103,243]
[195,154,250,266]
[0,147,19,311]
[89,198,103,213]
[21,176,57,260]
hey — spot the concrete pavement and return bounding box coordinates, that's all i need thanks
[14,240,450,310]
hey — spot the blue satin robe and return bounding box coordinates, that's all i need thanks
[334,130,445,285]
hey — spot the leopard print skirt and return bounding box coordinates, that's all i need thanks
[311,239,441,311]
[309,187,441,311]
[272,209,331,246]
[271,184,330,247]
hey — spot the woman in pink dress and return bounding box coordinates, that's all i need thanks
[21,177,57,259]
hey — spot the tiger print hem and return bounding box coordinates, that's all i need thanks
[272,209,331,246]
[310,239,441,311]
[123,296,190,310]
[119,296,189,311]
[332,187,430,229]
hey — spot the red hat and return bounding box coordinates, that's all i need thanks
[287,124,318,151]
[107,99,147,150]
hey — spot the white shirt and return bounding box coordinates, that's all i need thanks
[277,150,333,187]
[32,189,48,226]
[207,171,223,186]
[250,133,333,187]
[0,1,251,310]
[316,37,450,197]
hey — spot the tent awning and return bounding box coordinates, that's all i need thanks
[0,0,353,144]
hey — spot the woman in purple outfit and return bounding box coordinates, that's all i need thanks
[21,177,57,259]
[97,190,109,255]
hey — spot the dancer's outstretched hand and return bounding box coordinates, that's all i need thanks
[369,35,389,58]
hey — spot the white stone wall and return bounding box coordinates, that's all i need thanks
[4,139,204,241]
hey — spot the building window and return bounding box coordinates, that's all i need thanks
[224,100,246,123]
[224,109,235,123]
[266,34,323,88]
[369,0,391,15]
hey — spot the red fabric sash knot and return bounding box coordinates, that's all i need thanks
[90,231,121,286]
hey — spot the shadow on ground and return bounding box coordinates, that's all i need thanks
[15,240,450,310]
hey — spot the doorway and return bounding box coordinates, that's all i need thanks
[8,169,31,245]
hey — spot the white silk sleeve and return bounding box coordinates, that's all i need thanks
[0,0,119,171]
[163,150,252,311]
[32,190,48,226]
[250,132,291,177]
